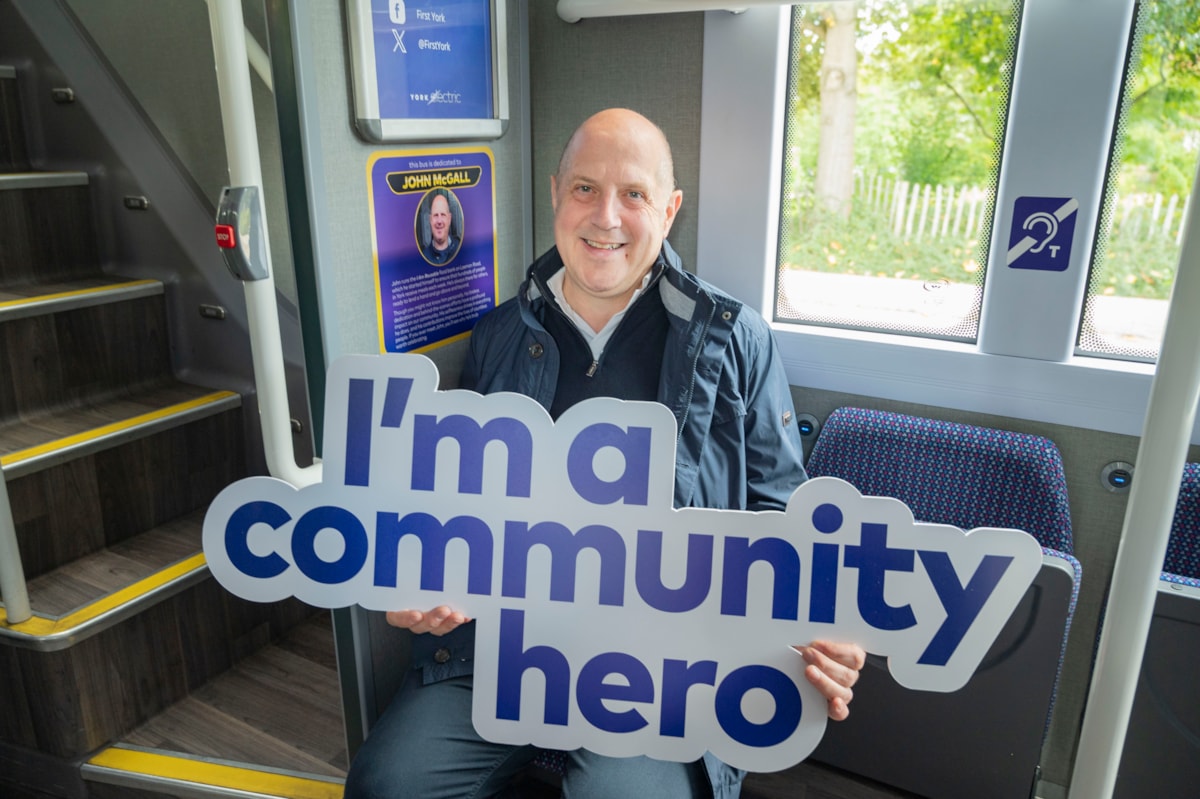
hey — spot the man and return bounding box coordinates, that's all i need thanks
[422,189,460,265]
[345,108,865,799]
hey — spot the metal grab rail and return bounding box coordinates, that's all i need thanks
[207,0,321,489]
[200,0,273,92]
[1070,159,1200,797]
[0,477,31,624]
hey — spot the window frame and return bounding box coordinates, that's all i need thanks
[693,0,1190,442]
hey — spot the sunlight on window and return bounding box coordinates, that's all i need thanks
[1078,0,1200,361]
[775,0,1017,340]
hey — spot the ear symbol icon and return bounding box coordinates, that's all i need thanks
[1022,211,1059,254]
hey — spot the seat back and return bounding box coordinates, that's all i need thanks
[1163,461,1200,581]
[801,406,1079,799]
[1114,461,1200,797]
[805,406,1073,553]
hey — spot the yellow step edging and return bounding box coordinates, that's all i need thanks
[85,747,344,799]
[0,553,207,637]
[0,390,240,469]
[0,278,161,312]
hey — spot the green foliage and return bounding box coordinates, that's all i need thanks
[1094,233,1178,300]
[781,200,1177,301]
[1118,0,1200,197]
[893,99,989,185]
[781,200,984,287]
[786,0,1012,187]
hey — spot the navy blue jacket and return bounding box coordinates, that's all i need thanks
[463,241,807,511]
[412,242,807,796]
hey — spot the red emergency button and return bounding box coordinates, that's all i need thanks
[215,224,237,249]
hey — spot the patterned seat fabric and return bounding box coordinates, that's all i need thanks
[1164,462,1200,584]
[805,406,1074,554]
[530,748,569,780]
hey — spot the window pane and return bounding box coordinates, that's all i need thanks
[775,0,1019,340]
[1078,0,1200,361]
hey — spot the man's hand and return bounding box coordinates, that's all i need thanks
[386,606,470,636]
[793,640,866,721]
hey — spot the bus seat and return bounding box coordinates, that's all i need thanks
[1114,461,1200,797]
[800,406,1080,799]
[1162,462,1200,578]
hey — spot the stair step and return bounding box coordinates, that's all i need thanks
[0,383,240,480]
[0,66,14,79]
[0,178,99,283]
[0,276,161,322]
[27,511,203,617]
[2,579,315,761]
[84,748,343,799]
[82,614,347,798]
[1,289,175,423]
[0,510,206,650]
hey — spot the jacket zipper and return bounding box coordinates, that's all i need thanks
[535,271,600,378]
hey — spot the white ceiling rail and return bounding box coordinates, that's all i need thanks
[556,0,801,23]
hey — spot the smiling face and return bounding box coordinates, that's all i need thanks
[429,193,452,249]
[550,109,682,329]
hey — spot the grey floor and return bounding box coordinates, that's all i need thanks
[742,761,921,799]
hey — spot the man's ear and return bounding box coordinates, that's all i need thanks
[662,188,684,235]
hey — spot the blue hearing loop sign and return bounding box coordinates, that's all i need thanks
[1007,196,1079,272]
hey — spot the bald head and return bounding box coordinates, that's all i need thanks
[556,109,676,198]
[549,107,684,332]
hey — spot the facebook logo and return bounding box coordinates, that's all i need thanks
[1006,196,1079,272]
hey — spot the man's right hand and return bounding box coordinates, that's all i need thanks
[385,606,471,636]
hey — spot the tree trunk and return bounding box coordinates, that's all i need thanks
[815,2,858,217]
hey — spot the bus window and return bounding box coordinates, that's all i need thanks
[1078,0,1200,362]
[774,0,1019,341]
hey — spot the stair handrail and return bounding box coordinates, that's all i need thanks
[208,0,321,489]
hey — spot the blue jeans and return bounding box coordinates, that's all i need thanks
[343,673,713,799]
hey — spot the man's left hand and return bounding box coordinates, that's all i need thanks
[793,640,866,721]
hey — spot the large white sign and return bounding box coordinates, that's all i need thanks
[202,354,1043,772]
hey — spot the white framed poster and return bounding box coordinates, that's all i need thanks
[346,0,510,142]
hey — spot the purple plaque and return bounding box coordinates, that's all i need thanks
[368,148,497,352]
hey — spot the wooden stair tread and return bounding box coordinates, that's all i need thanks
[113,614,348,779]
[23,510,204,618]
[0,276,161,320]
[0,381,240,470]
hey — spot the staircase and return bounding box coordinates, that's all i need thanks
[0,22,347,799]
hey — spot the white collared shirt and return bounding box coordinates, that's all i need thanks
[545,268,654,361]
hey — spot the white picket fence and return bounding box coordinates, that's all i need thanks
[856,174,989,241]
[855,173,1191,245]
[1110,191,1190,245]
